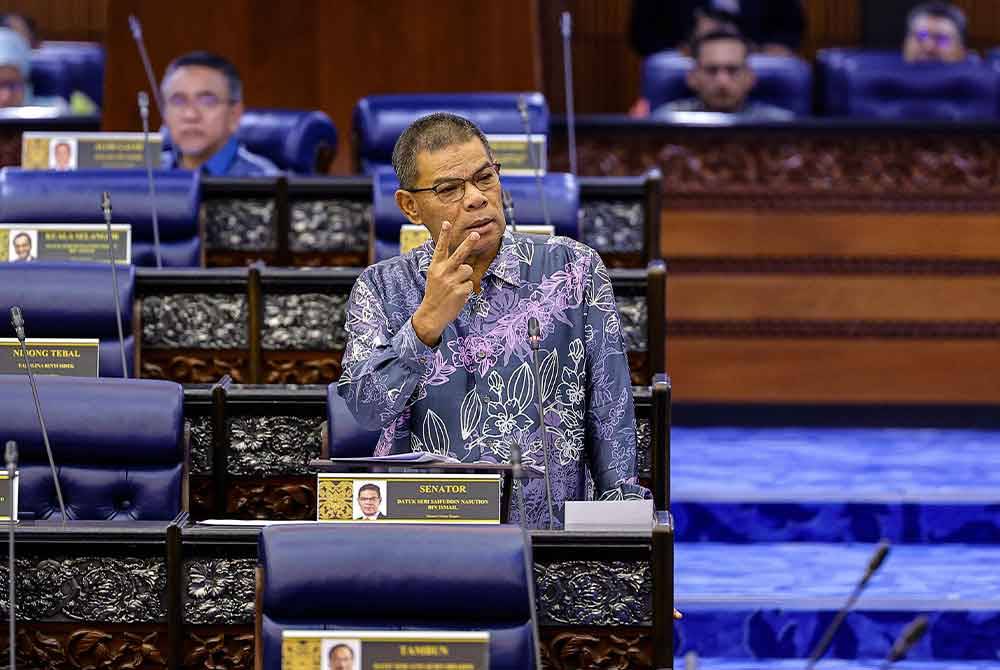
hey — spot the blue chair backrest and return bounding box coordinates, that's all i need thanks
[353,93,549,174]
[0,262,135,378]
[259,523,536,670]
[641,51,812,116]
[327,384,381,458]
[816,49,996,119]
[30,41,105,107]
[371,167,579,261]
[238,109,338,174]
[0,168,201,267]
[0,375,184,520]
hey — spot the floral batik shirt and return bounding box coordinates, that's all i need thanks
[338,230,649,527]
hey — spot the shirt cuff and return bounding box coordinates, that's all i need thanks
[393,317,436,373]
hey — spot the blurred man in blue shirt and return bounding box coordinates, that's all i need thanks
[160,51,278,176]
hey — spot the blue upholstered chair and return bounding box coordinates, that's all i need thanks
[257,524,538,670]
[0,262,135,378]
[326,384,380,458]
[816,49,997,119]
[30,41,105,107]
[641,51,812,116]
[0,375,186,520]
[237,109,338,174]
[371,167,579,261]
[353,92,549,174]
[0,168,201,267]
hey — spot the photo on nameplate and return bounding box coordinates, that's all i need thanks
[484,133,546,175]
[0,224,131,265]
[0,338,100,378]
[21,132,163,170]
[317,473,502,524]
[0,470,18,523]
[282,630,489,670]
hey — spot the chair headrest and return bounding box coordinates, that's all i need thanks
[31,41,105,107]
[237,109,338,174]
[0,376,183,464]
[259,524,531,622]
[353,93,549,172]
[0,262,134,338]
[641,51,812,116]
[327,384,381,458]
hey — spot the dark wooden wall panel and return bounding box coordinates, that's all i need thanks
[0,0,108,41]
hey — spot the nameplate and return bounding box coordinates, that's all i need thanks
[399,224,554,254]
[0,338,100,377]
[282,630,489,670]
[0,471,18,522]
[486,133,546,175]
[564,499,655,531]
[1,224,131,264]
[317,473,502,524]
[21,131,163,170]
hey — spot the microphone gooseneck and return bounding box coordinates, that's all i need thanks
[517,96,553,235]
[502,188,517,234]
[805,540,891,670]
[138,91,163,269]
[9,308,68,525]
[880,615,929,670]
[101,192,129,378]
[127,15,165,119]
[560,11,578,175]
[5,439,15,670]
[527,317,555,530]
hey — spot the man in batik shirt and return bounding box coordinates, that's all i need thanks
[338,112,648,527]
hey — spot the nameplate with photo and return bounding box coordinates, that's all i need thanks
[282,630,489,670]
[0,471,18,523]
[0,224,131,265]
[21,131,163,170]
[399,224,555,254]
[0,338,100,377]
[485,133,546,175]
[317,472,502,524]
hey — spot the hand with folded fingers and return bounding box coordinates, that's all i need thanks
[412,221,480,347]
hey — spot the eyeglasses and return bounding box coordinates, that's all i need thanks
[699,64,745,78]
[405,163,502,204]
[910,29,956,48]
[165,92,236,112]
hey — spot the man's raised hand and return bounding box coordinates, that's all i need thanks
[412,221,480,346]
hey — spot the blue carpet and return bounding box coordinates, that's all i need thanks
[674,543,1000,659]
[672,427,1000,543]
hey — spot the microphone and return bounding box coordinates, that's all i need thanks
[127,15,165,119]
[4,440,15,670]
[880,615,929,670]
[517,96,553,236]
[101,192,130,378]
[527,317,555,530]
[805,540,891,669]
[508,441,528,528]
[9,308,68,524]
[138,91,163,269]
[502,188,518,234]
[560,11,578,175]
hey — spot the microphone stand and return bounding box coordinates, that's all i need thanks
[560,11,578,176]
[502,189,518,234]
[4,441,14,670]
[517,96,552,233]
[527,317,555,530]
[101,192,129,378]
[9,309,67,524]
[509,441,543,670]
[138,91,163,269]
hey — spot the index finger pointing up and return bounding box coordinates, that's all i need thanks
[434,221,452,261]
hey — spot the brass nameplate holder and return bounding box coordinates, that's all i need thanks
[22,131,163,170]
[0,338,100,377]
[1,224,131,264]
[282,630,489,670]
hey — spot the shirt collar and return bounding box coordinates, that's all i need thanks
[415,228,523,288]
[167,135,241,176]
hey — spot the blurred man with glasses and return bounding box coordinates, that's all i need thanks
[338,113,649,529]
[654,29,793,120]
[160,51,278,176]
[903,2,967,63]
[0,28,65,110]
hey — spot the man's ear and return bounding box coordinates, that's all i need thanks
[227,100,244,135]
[395,189,421,225]
[745,68,757,92]
[686,68,699,93]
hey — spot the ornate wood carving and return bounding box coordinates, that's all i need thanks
[627,351,649,386]
[141,351,248,383]
[540,627,653,670]
[263,352,343,384]
[227,477,316,520]
[190,477,215,520]
[4,627,168,670]
[184,629,254,670]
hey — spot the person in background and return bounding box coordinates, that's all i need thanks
[0,13,39,49]
[902,1,967,63]
[160,51,278,176]
[0,28,64,109]
[653,29,794,120]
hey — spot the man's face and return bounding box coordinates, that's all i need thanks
[0,65,25,107]
[687,39,754,113]
[904,14,965,63]
[329,647,354,670]
[54,143,71,168]
[396,138,506,263]
[358,488,380,516]
[13,234,30,260]
[162,65,242,163]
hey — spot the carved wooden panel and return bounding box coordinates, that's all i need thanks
[263,351,343,385]
[2,625,168,670]
[183,628,254,670]
[540,627,653,670]
[227,477,317,520]
[141,351,249,384]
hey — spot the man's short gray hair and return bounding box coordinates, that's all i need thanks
[391,113,493,190]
